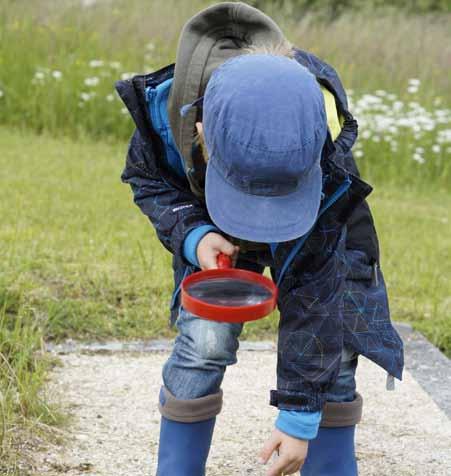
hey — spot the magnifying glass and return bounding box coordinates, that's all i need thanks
[181,253,278,323]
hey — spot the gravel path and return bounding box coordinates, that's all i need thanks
[34,348,451,476]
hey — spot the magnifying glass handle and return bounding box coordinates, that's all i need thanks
[217,252,232,269]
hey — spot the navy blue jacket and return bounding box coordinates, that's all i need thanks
[115,47,404,412]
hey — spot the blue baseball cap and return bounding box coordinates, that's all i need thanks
[203,53,328,243]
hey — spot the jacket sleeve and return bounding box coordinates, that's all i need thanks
[121,128,215,262]
[270,223,349,413]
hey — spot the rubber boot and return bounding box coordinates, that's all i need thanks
[156,415,216,476]
[300,425,358,476]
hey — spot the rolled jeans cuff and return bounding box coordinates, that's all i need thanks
[158,385,223,423]
[320,392,363,427]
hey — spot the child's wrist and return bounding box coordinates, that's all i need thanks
[275,409,322,441]
[183,225,219,267]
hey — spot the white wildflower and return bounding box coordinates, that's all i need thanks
[358,94,382,107]
[412,153,425,164]
[146,42,155,51]
[121,107,128,115]
[361,130,371,140]
[354,150,364,158]
[52,70,62,80]
[434,110,450,125]
[437,129,451,143]
[84,76,100,87]
[408,78,421,87]
[392,101,404,111]
[109,61,121,70]
[407,85,418,94]
[0,90,3,98]
[120,72,138,80]
[32,70,47,85]
[80,92,94,101]
[89,59,104,68]
[432,145,441,153]
[106,94,114,102]
[389,126,398,134]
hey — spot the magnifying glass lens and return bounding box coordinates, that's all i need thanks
[186,277,272,307]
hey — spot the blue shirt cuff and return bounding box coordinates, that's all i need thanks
[275,409,322,440]
[183,225,219,267]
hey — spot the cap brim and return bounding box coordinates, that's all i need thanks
[205,160,322,243]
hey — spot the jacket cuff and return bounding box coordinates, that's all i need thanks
[183,225,219,267]
[275,409,322,440]
[269,389,325,412]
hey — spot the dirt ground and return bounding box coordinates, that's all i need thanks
[32,346,451,476]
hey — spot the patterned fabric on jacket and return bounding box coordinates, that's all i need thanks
[115,47,404,412]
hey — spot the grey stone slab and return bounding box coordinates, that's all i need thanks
[45,338,277,354]
[395,322,451,418]
[45,322,450,417]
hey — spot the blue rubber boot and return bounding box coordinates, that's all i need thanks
[301,426,358,476]
[156,415,216,476]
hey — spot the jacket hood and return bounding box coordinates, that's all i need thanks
[167,1,286,168]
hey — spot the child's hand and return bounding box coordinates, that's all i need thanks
[258,428,308,476]
[197,232,239,270]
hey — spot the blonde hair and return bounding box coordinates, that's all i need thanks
[241,39,295,58]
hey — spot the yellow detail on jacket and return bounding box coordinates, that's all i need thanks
[321,86,342,142]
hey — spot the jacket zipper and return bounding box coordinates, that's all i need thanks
[276,176,352,287]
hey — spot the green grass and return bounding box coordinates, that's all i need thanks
[0,295,63,475]
[0,126,449,350]
[369,184,451,353]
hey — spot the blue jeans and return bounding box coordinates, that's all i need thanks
[162,306,358,403]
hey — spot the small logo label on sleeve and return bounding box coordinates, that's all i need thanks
[172,204,194,213]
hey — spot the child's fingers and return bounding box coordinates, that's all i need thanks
[284,460,305,475]
[204,250,219,269]
[197,233,238,269]
[266,453,289,476]
[217,238,236,256]
[258,432,280,464]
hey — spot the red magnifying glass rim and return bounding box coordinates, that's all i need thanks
[181,267,278,323]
